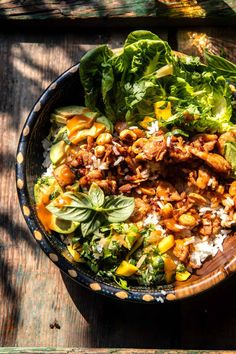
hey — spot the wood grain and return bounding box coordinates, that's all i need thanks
[0,0,235,21]
[0,349,233,353]
[0,26,236,349]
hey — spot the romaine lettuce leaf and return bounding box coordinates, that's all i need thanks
[79,30,235,133]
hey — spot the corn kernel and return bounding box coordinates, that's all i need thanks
[229,181,236,197]
[67,245,80,262]
[116,260,138,277]
[158,235,175,254]
[175,270,191,281]
[163,255,176,272]
[154,101,171,120]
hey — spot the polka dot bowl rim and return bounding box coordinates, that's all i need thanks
[16,62,236,303]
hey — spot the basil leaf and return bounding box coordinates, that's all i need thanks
[46,191,94,222]
[47,204,92,222]
[103,196,135,223]
[66,191,94,209]
[81,213,102,237]
[165,129,189,138]
[88,183,105,208]
[205,51,236,80]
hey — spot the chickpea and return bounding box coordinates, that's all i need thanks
[160,203,173,219]
[139,187,156,196]
[94,145,105,158]
[96,133,112,145]
[222,194,235,208]
[188,193,206,205]
[229,181,236,197]
[119,129,137,143]
[196,168,210,189]
[216,185,224,195]
[178,214,197,228]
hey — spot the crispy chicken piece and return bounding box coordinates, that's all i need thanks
[191,134,218,152]
[196,167,210,189]
[168,136,191,162]
[133,135,167,161]
[156,181,182,201]
[54,164,75,187]
[119,183,137,194]
[190,147,231,174]
[79,170,103,185]
[198,212,221,236]
[76,150,93,166]
[217,131,236,155]
[95,180,117,194]
[143,136,167,161]
[129,197,151,222]
[173,239,189,262]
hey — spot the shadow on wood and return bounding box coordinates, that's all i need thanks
[61,270,236,349]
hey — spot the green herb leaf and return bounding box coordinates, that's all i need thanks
[46,191,94,222]
[88,183,105,208]
[224,141,236,177]
[205,51,236,80]
[81,212,102,237]
[103,196,135,223]
[47,204,92,222]
[165,129,189,138]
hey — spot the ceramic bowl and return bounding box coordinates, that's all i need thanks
[16,62,236,303]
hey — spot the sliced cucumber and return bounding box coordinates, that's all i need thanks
[50,217,79,234]
[50,140,69,165]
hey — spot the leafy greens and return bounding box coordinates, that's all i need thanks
[47,183,134,237]
[79,30,236,133]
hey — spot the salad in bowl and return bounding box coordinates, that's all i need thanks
[30,30,236,294]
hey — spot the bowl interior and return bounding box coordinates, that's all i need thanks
[19,66,236,302]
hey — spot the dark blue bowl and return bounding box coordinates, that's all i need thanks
[16,62,236,303]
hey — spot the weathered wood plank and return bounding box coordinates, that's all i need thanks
[0,349,233,353]
[0,0,156,19]
[177,27,236,62]
[1,27,236,349]
[0,0,235,21]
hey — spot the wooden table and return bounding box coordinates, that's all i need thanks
[1,1,236,351]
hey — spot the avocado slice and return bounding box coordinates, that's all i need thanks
[96,116,114,133]
[50,140,69,165]
[54,106,98,119]
[50,216,79,234]
[34,176,62,204]
[50,113,67,125]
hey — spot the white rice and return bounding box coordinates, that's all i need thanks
[166,136,172,147]
[114,156,124,166]
[90,155,109,170]
[190,230,230,267]
[42,163,54,177]
[112,145,121,156]
[129,126,139,130]
[147,121,159,135]
[157,201,164,209]
[143,212,160,226]
[42,138,52,168]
